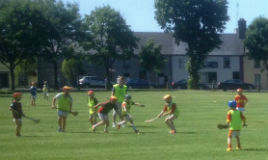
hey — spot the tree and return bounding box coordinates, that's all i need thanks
[61,58,84,87]
[138,39,165,75]
[155,0,229,89]
[244,17,268,88]
[83,6,138,88]
[37,0,83,89]
[0,0,51,90]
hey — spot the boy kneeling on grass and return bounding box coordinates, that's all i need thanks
[91,96,117,133]
[9,92,24,137]
[226,100,247,152]
[117,95,145,134]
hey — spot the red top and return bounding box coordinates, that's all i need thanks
[98,101,117,114]
[235,94,248,108]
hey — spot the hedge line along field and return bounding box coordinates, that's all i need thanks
[0,90,267,160]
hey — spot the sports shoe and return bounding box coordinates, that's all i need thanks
[112,122,116,128]
[226,148,232,152]
[169,130,176,134]
[91,126,96,132]
[58,128,62,132]
[236,146,242,150]
[117,124,121,130]
[134,129,140,134]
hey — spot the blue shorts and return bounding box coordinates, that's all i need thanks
[58,110,69,117]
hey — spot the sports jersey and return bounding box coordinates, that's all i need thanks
[235,94,248,108]
[113,84,127,102]
[226,109,246,130]
[55,92,72,112]
[10,101,23,118]
[43,84,48,92]
[88,97,98,115]
[163,102,179,117]
[30,86,37,96]
[121,100,135,115]
[98,101,117,114]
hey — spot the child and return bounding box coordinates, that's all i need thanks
[226,100,247,152]
[150,94,179,134]
[9,92,24,137]
[42,81,49,100]
[111,76,127,127]
[234,88,248,112]
[92,96,117,133]
[117,95,145,134]
[51,86,73,132]
[87,90,98,126]
[30,82,37,106]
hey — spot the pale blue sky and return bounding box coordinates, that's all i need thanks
[64,0,268,33]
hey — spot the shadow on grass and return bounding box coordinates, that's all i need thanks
[137,125,157,129]
[22,135,53,138]
[177,131,197,134]
[69,131,95,134]
[243,148,268,152]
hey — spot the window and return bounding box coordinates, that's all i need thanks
[178,58,184,69]
[254,74,261,87]
[223,57,230,68]
[254,61,260,68]
[232,72,240,80]
[204,61,218,68]
[207,72,217,83]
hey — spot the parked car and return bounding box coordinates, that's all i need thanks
[171,79,209,89]
[217,79,255,91]
[126,79,151,88]
[78,76,106,87]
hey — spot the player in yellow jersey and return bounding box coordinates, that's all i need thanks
[117,95,145,134]
[226,100,247,152]
[51,86,73,132]
[111,76,127,127]
[87,90,98,126]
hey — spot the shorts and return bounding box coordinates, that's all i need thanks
[58,110,69,117]
[113,102,122,114]
[89,113,97,119]
[165,114,177,121]
[228,130,240,137]
[43,92,49,96]
[31,95,37,100]
[98,113,108,121]
[122,114,133,121]
[13,118,22,123]
[236,107,245,112]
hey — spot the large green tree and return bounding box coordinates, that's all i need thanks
[155,0,229,89]
[83,6,138,88]
[244,17,268,88]
[37,0,83,89]
[138,39,165,74]
[0,0,50,90]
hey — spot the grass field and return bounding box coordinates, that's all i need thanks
[0,90,268,160]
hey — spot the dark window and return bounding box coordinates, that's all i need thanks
[0,72,9,88]
[223,57,230,68]
[178,58,184,69]
[139,70,147,80]
[254,61,260,68]
[207,72,217,83]
[204,61,218,68]
[232,72,240,80]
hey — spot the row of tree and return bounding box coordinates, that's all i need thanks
[0,0,267,90]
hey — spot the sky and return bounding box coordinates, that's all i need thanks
[63,0,268,33]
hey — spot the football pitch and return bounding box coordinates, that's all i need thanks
[0,90,267,160]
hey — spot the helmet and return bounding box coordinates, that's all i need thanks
[125,94,132,100]
[163,94,172,100]
[62,86,72,91]
[110,96,117,102]
[228,100,236,108]
[237,88,243,93]
[88,90,94,95]
[13,92,22,98]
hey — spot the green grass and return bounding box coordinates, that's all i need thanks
[0,90,267,160]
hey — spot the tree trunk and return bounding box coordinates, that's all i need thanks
[53,61,59,90]
[9,63,15,91]
[186,55,200,89]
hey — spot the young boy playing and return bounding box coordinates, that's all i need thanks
[42,81,49,100]
[9,92,24,137]
[51,86,73,132]
[226,100,247,152]
[30,82,37,106]
[92,96,117,133]
[151,94,179,134]
[234,88,248,112]
[112,76,127,127]
[117,95,144,134]
[87,90,98,126]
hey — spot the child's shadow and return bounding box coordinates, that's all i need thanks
[243,148,268,152]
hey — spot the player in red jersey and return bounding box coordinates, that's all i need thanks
[234,88,248,112]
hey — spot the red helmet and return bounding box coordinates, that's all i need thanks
[62,86,72,91]
[13,92,22,98]
[110,96,117,102]
[88,90,94,95]
[237,88,243,93]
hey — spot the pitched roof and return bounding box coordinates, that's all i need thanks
[134,32,244,56]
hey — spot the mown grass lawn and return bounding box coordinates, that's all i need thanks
[0,90,267,160]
